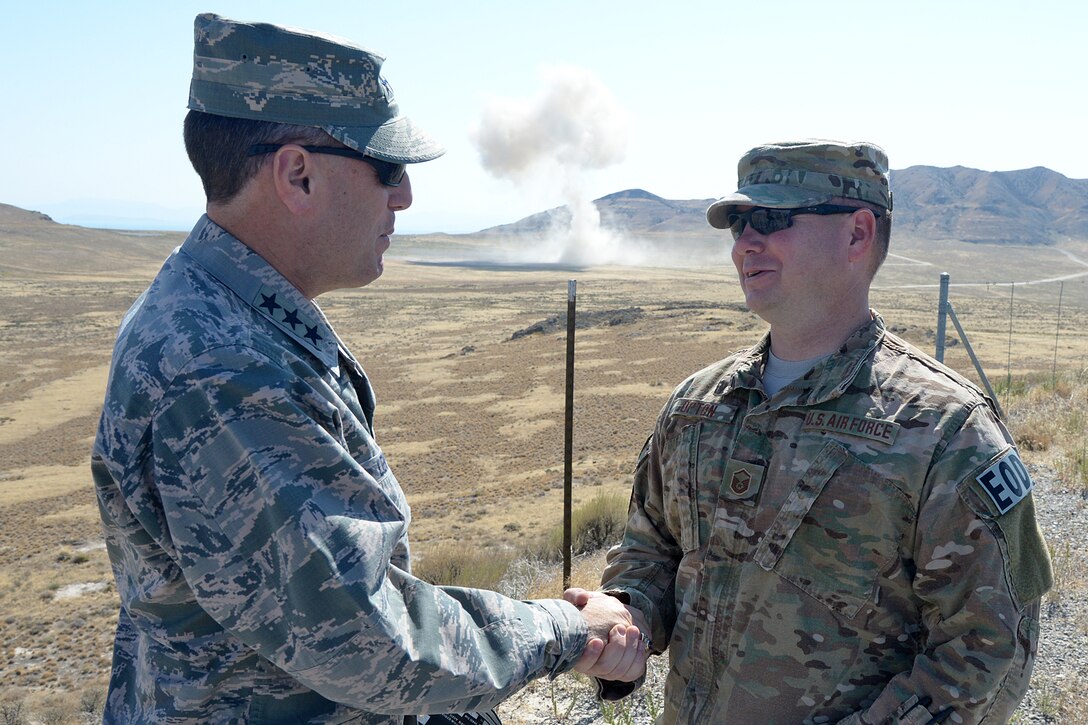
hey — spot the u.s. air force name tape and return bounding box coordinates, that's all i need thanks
[802,410,900,445]
[976,448,1033,515]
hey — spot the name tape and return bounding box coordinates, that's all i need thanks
[671,398,736,422]
[802,410,899,445]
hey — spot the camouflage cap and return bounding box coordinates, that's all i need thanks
[188,13,444,164]
[706,140,892,229]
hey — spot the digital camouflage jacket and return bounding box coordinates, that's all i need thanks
[601,314,1052,724]
[92,216,587,724]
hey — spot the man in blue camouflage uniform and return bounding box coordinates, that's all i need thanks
[574,140,1053,723]
[92,14,647,724]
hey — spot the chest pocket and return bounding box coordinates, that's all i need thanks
[671,402,739,553]
[752,440,914,618]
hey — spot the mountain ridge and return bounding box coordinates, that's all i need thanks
[476,165,1088,245]
[4,164,1087,277]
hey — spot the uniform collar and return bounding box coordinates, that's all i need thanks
[179,215,340,370]
[715,313,886,407]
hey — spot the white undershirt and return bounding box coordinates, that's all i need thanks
[762,350,830,397]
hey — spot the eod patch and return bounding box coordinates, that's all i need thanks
[975,449,1034,515]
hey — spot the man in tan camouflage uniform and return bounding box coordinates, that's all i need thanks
[575,140,1053,723]
[91,14,647,724]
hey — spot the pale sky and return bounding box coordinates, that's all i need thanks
[2,1,1085,234]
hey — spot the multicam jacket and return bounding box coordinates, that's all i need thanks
[92,216,587,724]
[601,315,1052,724]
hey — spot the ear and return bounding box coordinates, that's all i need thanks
[269,146,317,215]
[846,208,877,265]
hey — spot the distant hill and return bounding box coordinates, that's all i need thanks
[474,166,1088,245]
[0,203,183,277]
[890,166,1088,244]
[479,189,717,237]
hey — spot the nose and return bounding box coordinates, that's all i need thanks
[389,172,413,211]
[731,223,765,254]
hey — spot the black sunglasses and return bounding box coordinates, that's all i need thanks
[726,204,881,240]
[247,144,407,187]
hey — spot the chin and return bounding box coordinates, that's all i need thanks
[741,293,763,311]
[742,298,777,321]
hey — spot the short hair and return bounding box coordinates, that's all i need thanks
[872,209,893,276]
[832,198,892,277]
[183,110,334,203]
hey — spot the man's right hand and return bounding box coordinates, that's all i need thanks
[566,588,649,682]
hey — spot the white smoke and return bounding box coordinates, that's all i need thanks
[471,66,637,265]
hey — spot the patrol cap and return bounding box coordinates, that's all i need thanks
[188,13,444,164]
[707,140,892,229]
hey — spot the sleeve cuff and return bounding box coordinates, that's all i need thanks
[534,598,589,679]
[601,587,661,652]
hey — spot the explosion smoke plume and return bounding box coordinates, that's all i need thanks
[471,66,638,265]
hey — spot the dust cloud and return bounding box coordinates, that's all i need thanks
[471,65,645,266]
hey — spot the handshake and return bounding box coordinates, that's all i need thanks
[564,587,651,683]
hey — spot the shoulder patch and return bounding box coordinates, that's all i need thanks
[975,448,1034,515]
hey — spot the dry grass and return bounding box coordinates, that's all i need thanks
[2,230,1088,722]
[413,490,630,594]
[413,546,518,591]
[1004,370,1088,492]
[537,490,630,563]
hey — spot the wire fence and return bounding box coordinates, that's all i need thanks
[929,274,1088,409]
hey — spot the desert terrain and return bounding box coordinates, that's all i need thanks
[1,205,1087,720]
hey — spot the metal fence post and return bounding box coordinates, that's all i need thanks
[1006,283,1015,410]
[936,272,950,362]
[945,304,1006,420]
[1052,281,1064,387]
[563,280,576,589]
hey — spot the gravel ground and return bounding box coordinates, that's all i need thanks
[498,463,1088,724]
[1013,464,1088,723]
